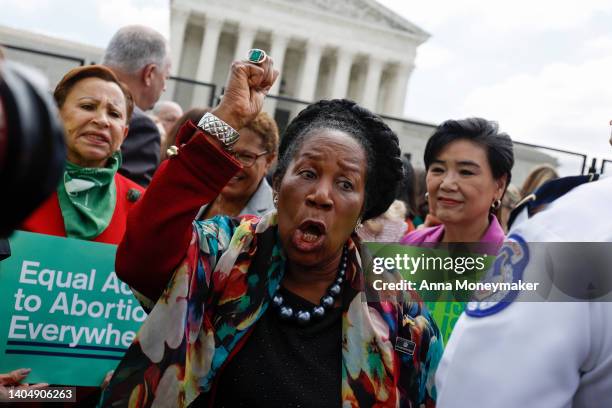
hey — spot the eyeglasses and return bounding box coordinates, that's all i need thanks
[233,150,268,167]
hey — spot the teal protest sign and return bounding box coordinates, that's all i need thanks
[0,231,145,386]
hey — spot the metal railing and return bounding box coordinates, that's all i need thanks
[168,76,217,109]
[267,96,593,175]
[379,113,438,128]
[262,94,311,130]
[266,94,311,106]
[511,141,588,175]
[1,43,218,110]
[1,43,85,66]
[0,43,604,177]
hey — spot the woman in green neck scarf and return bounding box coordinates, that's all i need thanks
[22,64,145,244]
[18,64,147,406]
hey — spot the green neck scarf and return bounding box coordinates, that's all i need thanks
[56,152,121,240]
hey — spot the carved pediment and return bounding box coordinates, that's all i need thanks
[281,0,427,36]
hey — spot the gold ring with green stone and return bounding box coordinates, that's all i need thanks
[247,48,267,64]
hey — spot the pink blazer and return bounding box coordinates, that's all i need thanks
[400,215,505,254]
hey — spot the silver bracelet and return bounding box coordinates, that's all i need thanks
[197,112,240,150]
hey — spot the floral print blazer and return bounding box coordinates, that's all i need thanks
[99,209,443,407]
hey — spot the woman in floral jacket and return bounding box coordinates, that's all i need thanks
[100,54,443,407]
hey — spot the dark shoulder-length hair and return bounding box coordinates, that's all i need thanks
[53,64,134,122]
[424,117,514,187]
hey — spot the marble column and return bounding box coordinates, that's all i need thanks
[192,17,223,107]
[167,8,189,101]
[233,24,257,62]
[296,40,323,102]
[330,48,354,99]
[362,55,384,112]
[264,32,290,115]
[169,8,189,76]
[388,63,413,116]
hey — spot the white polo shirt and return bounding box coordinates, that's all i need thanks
[436,175,612,408]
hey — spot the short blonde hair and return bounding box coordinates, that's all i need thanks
[521,164,559,198]
[244,111,279,154]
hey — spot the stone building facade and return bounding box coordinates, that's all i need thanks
[169,0,429,119]
[0,1,565,185]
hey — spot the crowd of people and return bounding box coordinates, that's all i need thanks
[1,22,610,408]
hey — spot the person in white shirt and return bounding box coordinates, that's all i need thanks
[436,142,612,408]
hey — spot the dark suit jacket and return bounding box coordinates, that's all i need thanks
[0,238,9,261]
[119,107,161,187]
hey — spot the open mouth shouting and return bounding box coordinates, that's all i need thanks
[292,219,327,252]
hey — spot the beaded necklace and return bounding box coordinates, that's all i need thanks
[272,245,348,325]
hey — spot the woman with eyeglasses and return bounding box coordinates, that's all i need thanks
[165,108,278,219]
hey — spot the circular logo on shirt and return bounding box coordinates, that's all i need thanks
[465,234,530,317]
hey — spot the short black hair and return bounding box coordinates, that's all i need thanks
[273,99,403,221]
[424,117,514,186]
[397,155,418,218]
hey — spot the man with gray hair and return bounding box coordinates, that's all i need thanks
[103,25,172,187]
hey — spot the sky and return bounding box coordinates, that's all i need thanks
[1,0,612,168]
[376,0,612,169]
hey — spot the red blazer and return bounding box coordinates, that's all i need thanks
[22,173,145,245]
[116,121,241,300]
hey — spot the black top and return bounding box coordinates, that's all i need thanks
[119,107,161,188]
[195,287,345,408]
[0,238,10,261]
